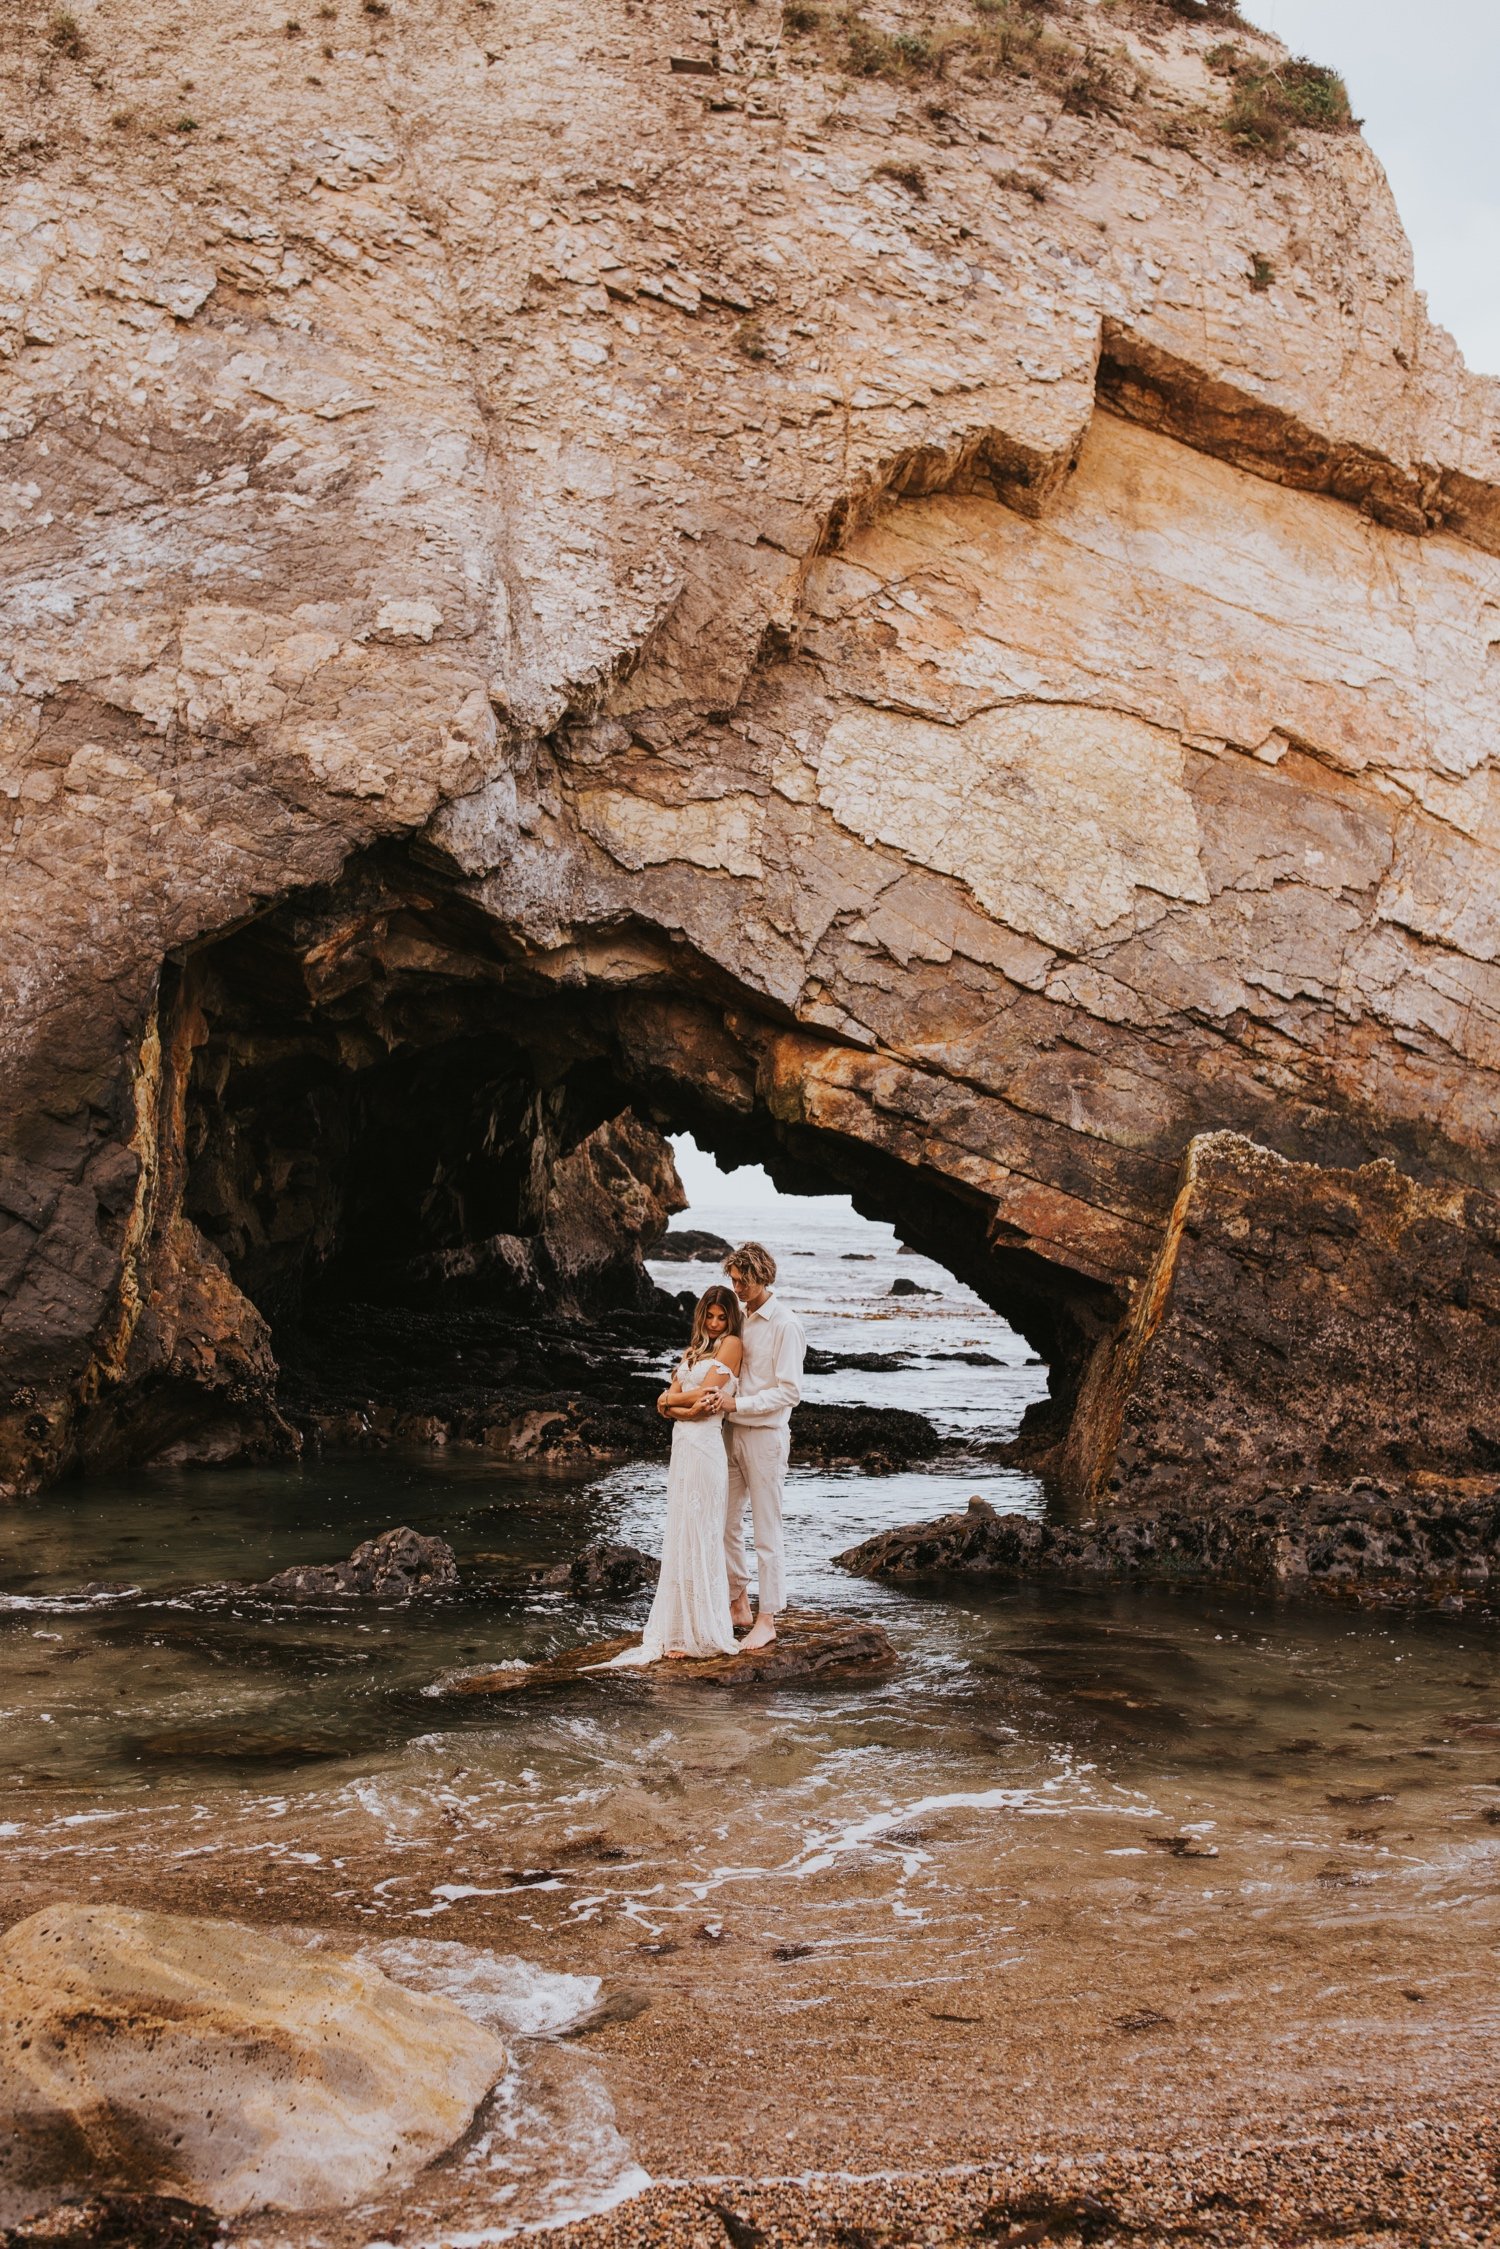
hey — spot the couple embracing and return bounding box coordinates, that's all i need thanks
[609,1241,805,1666]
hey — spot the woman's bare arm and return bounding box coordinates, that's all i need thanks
[657,1361,690,1417]
[659,1362,714,1418]
[678,1340,740,1415]
[660,1345,739,1418]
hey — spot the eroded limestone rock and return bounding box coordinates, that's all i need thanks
[3,1,1499,1503]
[0,1906,507,2224]
[1066,1134,1500,1509]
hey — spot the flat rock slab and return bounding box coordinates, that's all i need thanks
[442,1610,897,1695]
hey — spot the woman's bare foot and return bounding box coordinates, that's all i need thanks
[739,1616,777,1651]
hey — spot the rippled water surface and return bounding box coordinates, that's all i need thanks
[4,1198,1498,2238]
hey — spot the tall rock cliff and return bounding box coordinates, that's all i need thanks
[2,0,1498,1498]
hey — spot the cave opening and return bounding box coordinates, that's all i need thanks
[111,845,1119,1484]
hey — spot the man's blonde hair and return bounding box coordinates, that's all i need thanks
[724,1239,776,1288]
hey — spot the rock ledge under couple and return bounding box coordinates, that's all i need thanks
[438,1609,899,1694]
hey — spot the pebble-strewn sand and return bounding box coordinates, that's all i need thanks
[547,2121,1500,2247]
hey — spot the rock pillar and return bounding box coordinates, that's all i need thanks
[1065,1133,1500,1510]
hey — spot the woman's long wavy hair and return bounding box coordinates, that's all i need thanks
[686,1283,743,1362]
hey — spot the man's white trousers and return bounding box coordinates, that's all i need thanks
[723,1421,789,1616]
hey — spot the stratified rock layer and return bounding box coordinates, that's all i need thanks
[0,1905,507,2224]
[3,0,1499,1498]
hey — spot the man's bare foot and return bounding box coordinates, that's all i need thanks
[739,1616,777,1651]
[730,1597,753,1631]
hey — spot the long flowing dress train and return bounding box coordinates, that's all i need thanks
[604,1356,739,1666]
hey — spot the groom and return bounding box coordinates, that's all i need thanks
[706,1240,805,1649]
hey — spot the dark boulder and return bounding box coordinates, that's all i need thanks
[0,2197,220,2248]
[838,1498,1047,1582]
[278,1297,675,1464]
[803,1348,912,1374]
[790,1402,940,1470]
[256,1525,460,1602]
[837,1490,1500,1612]
[648,1228,734,1264]
[527,1540,662,1597]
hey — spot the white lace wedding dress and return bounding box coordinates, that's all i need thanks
[603,1355,740,1665]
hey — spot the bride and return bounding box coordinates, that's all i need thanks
[603,1285,744,1665]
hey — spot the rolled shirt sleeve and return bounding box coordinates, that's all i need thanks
[732,1307,805,1421]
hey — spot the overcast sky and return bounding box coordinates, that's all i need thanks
[1254,0,1499,373]
[671,1133,775,1211]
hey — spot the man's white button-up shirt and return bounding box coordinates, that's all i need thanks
[730,1292,806,1427]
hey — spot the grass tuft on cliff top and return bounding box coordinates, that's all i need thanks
[1224,54,1357,155]
[780,0,1350,161]
[1151,0,1242,22]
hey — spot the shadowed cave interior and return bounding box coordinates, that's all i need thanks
[121,846,1120,1482]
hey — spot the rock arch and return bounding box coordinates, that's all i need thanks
[58,837,1114,1480]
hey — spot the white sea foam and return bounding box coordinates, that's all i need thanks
[787,1777,1097,1875]
[357,1935,602,2038]
[0,1586,142,1612]
[446,2058,652,2239]
[355,1939,650,2242]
